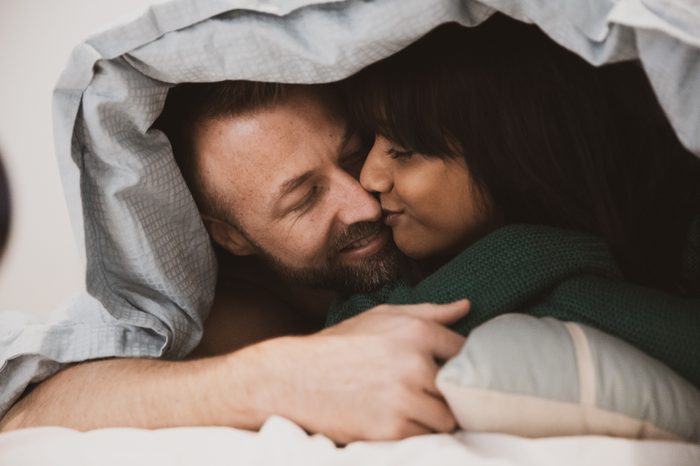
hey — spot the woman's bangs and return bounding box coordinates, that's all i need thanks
[345,81,406,147]
[346,73,456,156]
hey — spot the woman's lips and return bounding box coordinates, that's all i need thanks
[382,208,403,227]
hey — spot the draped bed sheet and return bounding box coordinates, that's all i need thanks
[1,416,699,465]
[0,0,699,425]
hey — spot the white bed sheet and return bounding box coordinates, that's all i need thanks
[1,416,698,466]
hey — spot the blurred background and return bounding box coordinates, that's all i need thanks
[0,0,147,317]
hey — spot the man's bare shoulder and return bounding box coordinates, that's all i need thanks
[191,254,334,357]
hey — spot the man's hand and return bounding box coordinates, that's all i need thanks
[243,300,469,443]
[0,300,468,444]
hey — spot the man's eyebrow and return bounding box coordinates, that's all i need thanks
[275,170,315,204]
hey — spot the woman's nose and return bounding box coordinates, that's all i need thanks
[360,136,393,194]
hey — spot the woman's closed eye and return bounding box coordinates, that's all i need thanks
[387,147,415,160]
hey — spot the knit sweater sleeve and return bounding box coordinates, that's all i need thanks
[326,224,621,327]
[326,224,700,387]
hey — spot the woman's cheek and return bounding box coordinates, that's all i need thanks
[391,165,446,258]
[391,218,432,260]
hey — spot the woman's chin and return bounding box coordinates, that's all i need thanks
[394,236,432,261]
[393,231,461,263]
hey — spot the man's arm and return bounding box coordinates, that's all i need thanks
[0,301,468,443]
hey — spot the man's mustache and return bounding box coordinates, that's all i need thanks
[332,221,385,256]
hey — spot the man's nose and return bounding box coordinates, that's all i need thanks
[334,173,382,226]
[360,137,393,194]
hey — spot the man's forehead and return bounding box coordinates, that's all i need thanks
[200,90,345,156]
[195,93,350,202]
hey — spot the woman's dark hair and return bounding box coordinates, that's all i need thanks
[342,14,700,294]
[0,151,10,259]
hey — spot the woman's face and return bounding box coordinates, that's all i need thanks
[360,135,494,260]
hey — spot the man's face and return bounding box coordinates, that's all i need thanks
[193,89,402,293]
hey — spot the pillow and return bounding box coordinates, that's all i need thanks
[436,314,700,442]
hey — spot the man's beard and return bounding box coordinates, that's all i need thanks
[246,221,404,294]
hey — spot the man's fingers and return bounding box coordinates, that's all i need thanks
[390,300,470,325]
[374,301,468,360]
[380,420,433,441]
[406,391,457,434]
[419,359,442,398]
[423,324,466,361]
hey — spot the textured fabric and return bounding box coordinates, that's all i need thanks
[437,314,700,441]
[326,224,700,388]
[2,416,700,466]
[2,0,700,417]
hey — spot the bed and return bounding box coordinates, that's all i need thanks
[1,416,699,466]
[0,0,699,462]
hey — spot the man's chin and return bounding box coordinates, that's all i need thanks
[335,251,403,294]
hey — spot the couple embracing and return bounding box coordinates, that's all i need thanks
[164,15,700,433]
[3,14,699,441]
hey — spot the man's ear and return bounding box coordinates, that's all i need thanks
[201,214,256,256]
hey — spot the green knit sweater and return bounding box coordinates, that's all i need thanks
[326,224,700,387]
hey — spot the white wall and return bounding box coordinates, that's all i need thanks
[0,0,149,317]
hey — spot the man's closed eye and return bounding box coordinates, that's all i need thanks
[291,185,323,214]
